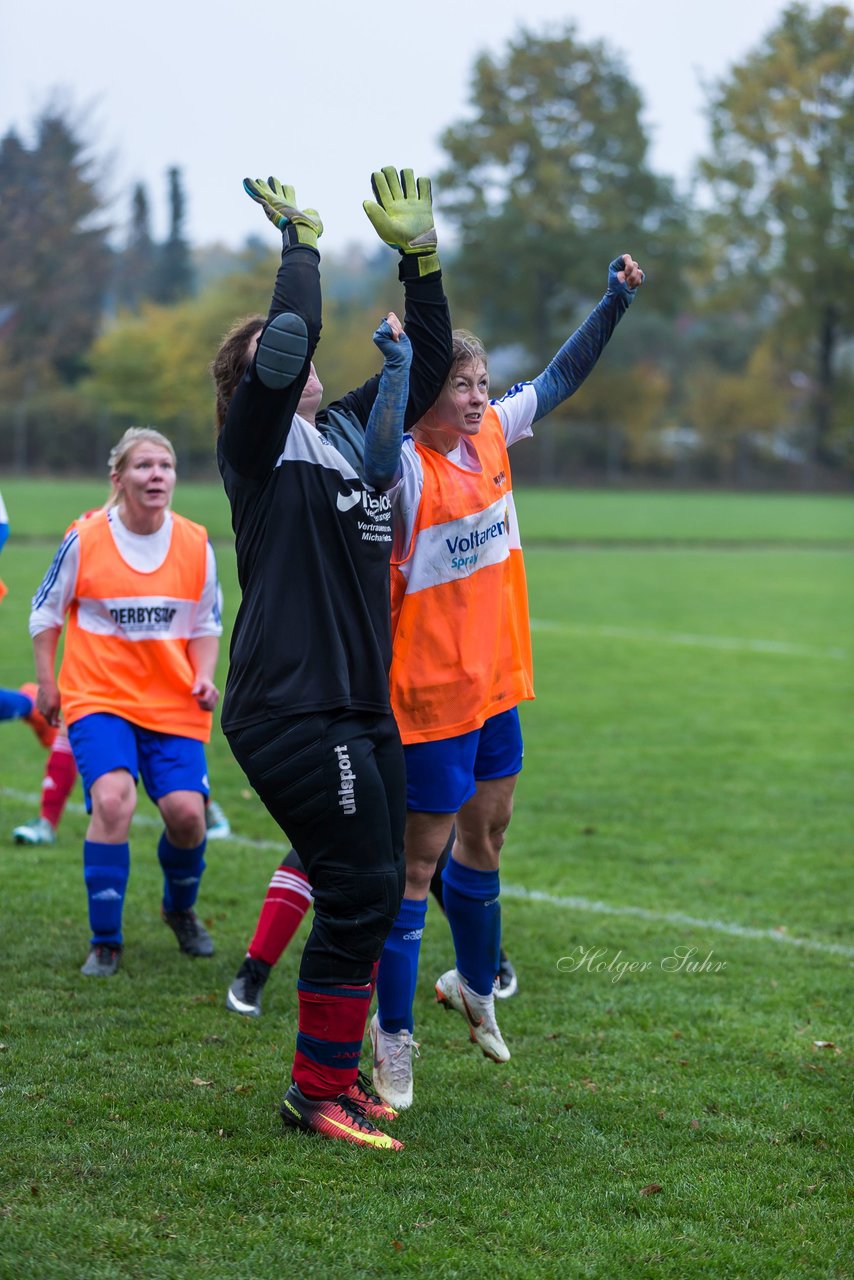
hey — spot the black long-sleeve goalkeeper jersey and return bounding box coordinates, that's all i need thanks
[217,243,451,733]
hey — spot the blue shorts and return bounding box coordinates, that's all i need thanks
[404,707,524,813]
[67,713,210,813]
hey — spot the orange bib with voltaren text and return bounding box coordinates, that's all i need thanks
[390,408,534,745]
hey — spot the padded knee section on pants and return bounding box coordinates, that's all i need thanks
[310,864,404,968]
[255,313,308,390]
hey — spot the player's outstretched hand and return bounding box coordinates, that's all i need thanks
[372,311,412,370]
[363,167,438,270]
[243,177,323,249]
[609,253,645,292]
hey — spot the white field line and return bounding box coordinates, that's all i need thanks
[3,786,851,961]
[529,620,847,662]
[501,884,854,960]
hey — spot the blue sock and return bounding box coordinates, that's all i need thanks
[83,840,130,946]
[442,857,501,996]
[158,833,206,912]
[0,689,32,721]
[376,897,428,1034]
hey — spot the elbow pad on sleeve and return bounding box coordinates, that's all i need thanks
[255,313,309,390]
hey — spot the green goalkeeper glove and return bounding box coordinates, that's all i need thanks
[243,177,323,250]
[363,167,439,276]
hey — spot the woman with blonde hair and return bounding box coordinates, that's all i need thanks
[30,426,223,977]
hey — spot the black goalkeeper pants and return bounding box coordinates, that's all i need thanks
[227,709,405,986]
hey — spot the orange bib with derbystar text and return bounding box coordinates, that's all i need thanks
[59,510,212,741]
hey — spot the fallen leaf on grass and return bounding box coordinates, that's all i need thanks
[690,1119,700,1130]
[233,1084,253,1094]
[640,1184,662,1196]
[581,1077,598,1092]
[390,1240,404,1251]
[812,1041,839,1052]
[191,1077,214,1087]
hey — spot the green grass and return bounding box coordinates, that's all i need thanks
[0,485,851,1279]
[514,489,854,544]
[3,480,853,545]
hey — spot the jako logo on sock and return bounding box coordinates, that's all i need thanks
[334,745,357,815]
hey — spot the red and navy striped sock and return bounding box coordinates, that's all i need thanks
[293,979,372,1099]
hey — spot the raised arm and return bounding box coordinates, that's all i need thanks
[363,313,412,490]
[532,254,645,422]
[218,178,323,479]
[327,168,452,430]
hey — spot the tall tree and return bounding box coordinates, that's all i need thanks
[697,2,854,461]
[438,26,688,371]
[0,105,111,385]
[152,166,194,304]
[115,182,157,311]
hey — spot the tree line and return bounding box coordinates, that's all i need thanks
[1,3,851,486]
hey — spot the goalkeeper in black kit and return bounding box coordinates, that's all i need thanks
[212,168,451,1151]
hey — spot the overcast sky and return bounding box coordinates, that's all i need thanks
[3,0,806,252]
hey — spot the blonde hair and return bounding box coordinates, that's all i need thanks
[106,427,177,507]
[450,329,488,375]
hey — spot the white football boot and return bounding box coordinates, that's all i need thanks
[369,1013,420,1111]
[435,968,511,1063]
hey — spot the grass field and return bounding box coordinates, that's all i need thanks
[0,483,851,1280]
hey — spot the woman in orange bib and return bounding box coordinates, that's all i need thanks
[29,428,223,978]
[370,253,646,1111]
